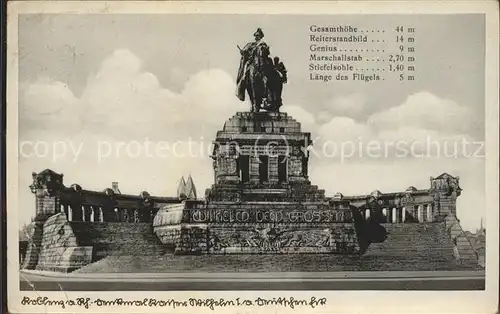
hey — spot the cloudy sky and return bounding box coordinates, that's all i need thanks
[17,14,485,231]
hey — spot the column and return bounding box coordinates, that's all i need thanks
[68,207,72,221]
[365,209,371,220]
[427,204,433,222]
[402,207,406,223]
[337,212,344,221]
[345,211,352,222]
[90,207,95,222]
[81,206,85,222]
[382,208,387,223]
[417,205,423,223]
[392,207,398,223]
[99,208,104,222]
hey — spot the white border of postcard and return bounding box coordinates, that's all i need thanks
[6,1,500,313]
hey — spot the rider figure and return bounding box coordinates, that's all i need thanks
[241,28,266,57]
[236,28,286,112]
[236,28,269,109]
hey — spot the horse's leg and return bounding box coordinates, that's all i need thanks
[247,84,256,112]
[249,89,255,112]
[256,75,265,112]
[251,76,260,113]
[244,72,255,112]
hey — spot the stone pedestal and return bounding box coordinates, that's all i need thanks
[23,169,65,269]
[154,112,384,255]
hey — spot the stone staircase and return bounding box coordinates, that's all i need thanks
[70,222,167,261]
[363,223,480,270]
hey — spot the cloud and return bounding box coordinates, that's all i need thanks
[22,49,246,141]
[80,50,228,139]
[327,93,366,118]
[169,67,189,88]
[318,116,372,142]
[281,105,316,132]
[367,91,478,135]
[182,69,243,126]
[19,78,82,135]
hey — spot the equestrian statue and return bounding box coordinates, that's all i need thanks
[236,28,288,113]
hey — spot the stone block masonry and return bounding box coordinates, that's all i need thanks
[34,213,93,273]
[23,213,167,272]
[206,223,359,254]
[20,221,44,270]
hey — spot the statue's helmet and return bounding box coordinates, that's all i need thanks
[254,28,264,38]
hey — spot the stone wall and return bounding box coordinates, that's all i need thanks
[444,215,480,265]
[36,195,59,217]
[169,224,361,255]
[438,193,459,219]
[205,223,359,254]
[21,221,44,270]
[182,201,353,223]
[35,213,93,272]
[21,213,167,272]
[211,112,312,190]
[152,200,380,255]
[153,204,184,247]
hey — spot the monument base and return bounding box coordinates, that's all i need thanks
[182,223,360,255]
[153,200,371,255]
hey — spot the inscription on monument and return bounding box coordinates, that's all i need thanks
[189,209,351,223]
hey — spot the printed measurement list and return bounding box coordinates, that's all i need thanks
[308,25,417,83]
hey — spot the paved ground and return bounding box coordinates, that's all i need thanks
[20,270,485,291]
